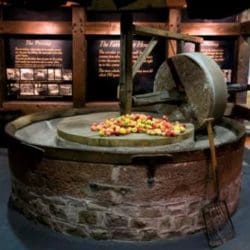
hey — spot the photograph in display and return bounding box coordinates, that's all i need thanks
[34,84,48,96]
[20,83,34,95]
[48,84,59,95]
[59,84,72,96]
[48,69,55,81]
[34,69,48,81]
[6,68,20,80]
[6,38,73,99]
[9,83,20,96]
[54,69,62,80]
[62,69,72,81]
[20,68,34,80]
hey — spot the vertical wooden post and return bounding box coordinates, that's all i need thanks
[0,7,5,108]
[119,13,133,115]
[235,11,250,103]
[195,43,201,52]
[177,40,184,54]
[72,6,86,108]
[167,8,181,57]
[235,36,250,103]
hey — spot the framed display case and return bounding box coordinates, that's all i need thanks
[5,38,72,100]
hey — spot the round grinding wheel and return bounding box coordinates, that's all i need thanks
[154,52,227,128]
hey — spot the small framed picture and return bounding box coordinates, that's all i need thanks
[54,69,62,80]
[34,84,48,96]
[20,68,34,80]
[62,69,72,81]
[48,84,59,96]
[59,84,72,96]
[48,69,55,81]
[20,83,34,95]
[6,68,20,80]
[34,69,48,81]
[9,83,20,95]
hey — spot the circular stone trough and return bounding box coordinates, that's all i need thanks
[5,108,245,241]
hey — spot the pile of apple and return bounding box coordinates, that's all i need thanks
[91,113,186,137]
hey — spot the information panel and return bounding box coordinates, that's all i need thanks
[87,37,165,101]
[6,38,72,99]
[184,38,235,83]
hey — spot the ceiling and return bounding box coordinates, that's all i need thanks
[1,0,249,19]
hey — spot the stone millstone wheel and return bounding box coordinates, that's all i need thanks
[154,52,227,128]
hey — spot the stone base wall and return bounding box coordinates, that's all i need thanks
[9,144,243,240]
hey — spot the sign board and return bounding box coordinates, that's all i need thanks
[87,37,165,101]
[6,38,72,99]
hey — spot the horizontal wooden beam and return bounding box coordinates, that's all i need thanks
[0,21,242,37]
[85,21,120,35]
[133,25,203,43]
[181,23,241,36]
[0,21,72,35]
[85,22,167,35]
[166,0,187,8]
[241,21,250,35]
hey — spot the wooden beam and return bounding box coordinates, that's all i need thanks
[134,24,203,43]
[132,37,158,77]
[241,21,250,35]
[181,23,241,36]
[119,13,133,115]
[168,8,181,57]
[72,7,86,107]
[177,40,185,53]
[235,36,250,103]
[0,21,72,35]
[0,21,242,37]
[166,0,187,8]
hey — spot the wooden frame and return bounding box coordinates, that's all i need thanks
[0,21,241,36]
[72,6,86,107]
[0,6,248,110]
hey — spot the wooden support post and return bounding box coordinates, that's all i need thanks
[119,13,133,115]
[72,6,86,108]
[167,8,181,57]
[177,40,185,54]
[0,7,5,108]
[195,42,201,52]
[235,11,250,103]
[132,37,158,77]
[235,36,250,103]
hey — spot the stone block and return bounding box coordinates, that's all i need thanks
[78,210,97,225]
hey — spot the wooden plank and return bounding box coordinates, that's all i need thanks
[134,24,203,43]
[0,21,72,35]
[182,23,241,36]
[85,21,120,35]
[168,8,181,57]
[195,43,201,52]
[119,13,133,115]
[235,36,250,103]
[3,101,73,114]
[166,0,187,8]
[72,7,86,108]
[241,21,250,35]
[0,21,241,37]
[0,7,5,107]
[177,40,185,53]
[132,37,158,77]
